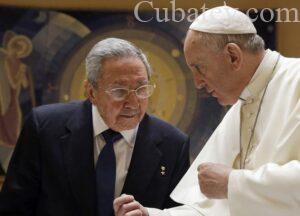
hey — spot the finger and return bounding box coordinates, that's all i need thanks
[114,194,135,212]
[124,209,142,216]
[198,174,204,191]
[114,195,134,212]
[198,171,211,195]
[119,201,141,214]
[198,162,215,176]
[197,165,206,176]
[197,163,208,171]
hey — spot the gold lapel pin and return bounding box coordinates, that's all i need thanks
[160,166,166,176]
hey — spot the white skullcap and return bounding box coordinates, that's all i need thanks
[190,6,257,34]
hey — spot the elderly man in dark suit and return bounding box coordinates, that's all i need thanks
[0,38,190,216]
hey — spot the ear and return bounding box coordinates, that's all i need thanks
[223,43,243,71]
[84,80,97,105]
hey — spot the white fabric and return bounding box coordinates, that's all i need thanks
[92,105,138,198]
[233,50,280,169]
[190,6,256,34]
[158,50,300,216]
[147,204,204,216]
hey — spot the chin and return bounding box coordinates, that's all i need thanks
[113,113,145,131]
[218,97,238,106]
[115,120,140,131]
[217,98,231,106]
[117,124,138,131]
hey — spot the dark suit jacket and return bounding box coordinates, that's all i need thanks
[0,100,190,216]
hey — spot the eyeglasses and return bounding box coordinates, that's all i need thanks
[105,84,156,101]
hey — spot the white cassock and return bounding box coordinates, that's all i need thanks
[150,49,300,216]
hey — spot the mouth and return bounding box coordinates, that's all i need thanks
[207,89,214,94]
[119,110,140,118]
[120,114,137,118]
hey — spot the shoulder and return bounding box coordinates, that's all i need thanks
[276,56,300,80]
[30,100,88,129]
[33,100,85,119]
[271,55,300,94]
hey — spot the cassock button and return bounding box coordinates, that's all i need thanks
[246,98,254,104]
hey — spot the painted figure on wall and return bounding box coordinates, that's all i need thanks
[0,31,35,147]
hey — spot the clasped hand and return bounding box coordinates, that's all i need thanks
[197,162,232,199]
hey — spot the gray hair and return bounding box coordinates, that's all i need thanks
[196,32,265,53]
[85,38,152,87]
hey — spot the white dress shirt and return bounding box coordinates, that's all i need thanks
[92,105,138,198]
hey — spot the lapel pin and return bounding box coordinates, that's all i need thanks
[160,166,166,176]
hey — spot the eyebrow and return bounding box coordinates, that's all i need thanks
[111,79,149,87]
[137,80,149,85]
[112,81,127,86]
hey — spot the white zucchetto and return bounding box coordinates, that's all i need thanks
[190,6,257,34]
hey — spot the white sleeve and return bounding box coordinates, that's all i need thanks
[228,160,300,216]
[147,205,204,216]
[147,207,170,216]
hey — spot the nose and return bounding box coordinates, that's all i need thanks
[124,91,139,108]
[193,73,206,89]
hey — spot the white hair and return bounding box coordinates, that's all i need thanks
[196,32,265,53]
[85,38,152,87]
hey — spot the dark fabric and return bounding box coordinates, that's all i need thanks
[0,100,190,216]
[96,129,122,216]
[0,165,4,175]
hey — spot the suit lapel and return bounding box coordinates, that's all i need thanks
[122,114,162,200]
[60,100,96,216]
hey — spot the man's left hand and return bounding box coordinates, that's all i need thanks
[197,162,232,199]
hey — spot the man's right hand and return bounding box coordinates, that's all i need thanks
[113,194,149,216]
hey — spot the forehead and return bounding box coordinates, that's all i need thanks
[184,32,205,57]
[100,57,148,85]
[184,30,203,49]
[184,31,216,65]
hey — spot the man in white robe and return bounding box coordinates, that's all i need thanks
[113,6,300,216]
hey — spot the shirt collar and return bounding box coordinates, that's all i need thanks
[239,49,280,102]
[92,105,138,147]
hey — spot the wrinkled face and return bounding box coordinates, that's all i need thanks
[87,57,149,131]
[184,31,242,106]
